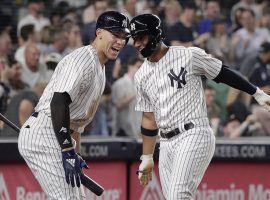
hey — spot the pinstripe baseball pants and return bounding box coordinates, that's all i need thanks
[159,126,215,200]
[18,112,83,200]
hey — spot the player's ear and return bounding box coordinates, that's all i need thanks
[96,28,102,39]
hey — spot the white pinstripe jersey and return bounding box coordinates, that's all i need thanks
[35,45,106,133]
[135,46,222,132]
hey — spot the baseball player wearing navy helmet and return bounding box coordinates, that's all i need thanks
[18,11,130,199]
[131,13,270,199]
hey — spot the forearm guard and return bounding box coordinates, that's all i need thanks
[50,92,73,150]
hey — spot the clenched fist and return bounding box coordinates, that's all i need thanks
[137,154,154,187]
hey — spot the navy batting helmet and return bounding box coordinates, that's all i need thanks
[96,11,130,36]
[130,14,164,57]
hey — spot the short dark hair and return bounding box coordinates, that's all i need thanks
[242,8,256,18]
[20,24,35,41]
[181,1,197,10]
[127,57,143,66]
[259,42,270,53]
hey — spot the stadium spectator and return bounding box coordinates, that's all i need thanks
[0,26,12,61]
[231,0,260,22]
[15,24,38,63]
[197,0,221,34]
[89,82,111,136]
[161,0,182,45]
[81,0,108,45]
[231,6,246,33]
[206,17,231,65]
[41,28,68,57]
[204,85,221,135]
[63,23,82,54]
[120,0,137,19]
[5,59,28,97]
[111,57,143,137]
[0,57,10,114]
[239,42,270,95]
[1,81,47,137]
[222,113,262,138]
[17,0,50,38]
[44,52,62,78]
[21,43,48,87]
[168,1,209,47]
[232,9,270,65]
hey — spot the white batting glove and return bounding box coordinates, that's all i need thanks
[137,154,154,187]
[253,88,270,111]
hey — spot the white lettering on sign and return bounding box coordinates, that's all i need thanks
[81,145,109,157]
[16,187,47,200]
[85,188,122,200]
[196,183,270,200]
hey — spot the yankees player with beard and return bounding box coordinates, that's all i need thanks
[130,14,270,199]
[18,11,130,199]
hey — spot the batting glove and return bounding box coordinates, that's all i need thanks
[253,88,270,111]
[62,149,88,187]
[137,154,154,187]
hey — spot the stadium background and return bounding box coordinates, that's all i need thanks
[1,0,270,199]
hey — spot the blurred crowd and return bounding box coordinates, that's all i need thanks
[0,0,270,138]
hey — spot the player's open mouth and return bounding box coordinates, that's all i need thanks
[111,47,120,53]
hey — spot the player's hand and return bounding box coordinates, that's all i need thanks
[137,154,154,187]
[253,88,270,111]
[62,148,86,187]
[78,154,89,170]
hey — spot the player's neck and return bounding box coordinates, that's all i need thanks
[91,40,108,65]
[148,43,169,63]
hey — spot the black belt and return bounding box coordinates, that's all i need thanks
[160,122,194,139]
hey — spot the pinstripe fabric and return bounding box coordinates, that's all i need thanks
[18,113,82,200]
[159,127,215,199]
[36,45,106,133]
[135,46,222,133]
[18,45,106,199]
[134,46,222,199]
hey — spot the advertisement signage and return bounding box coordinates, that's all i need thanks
[0,161,126,200]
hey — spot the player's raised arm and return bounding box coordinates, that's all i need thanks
[213,65,270,111]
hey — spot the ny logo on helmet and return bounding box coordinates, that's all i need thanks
[131,23,136,31]
[168,68,187,89]
[122,19,128,28]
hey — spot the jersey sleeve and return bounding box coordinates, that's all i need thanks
[134,73,154,112]
[53,53,94,101]
[190,47,222,79]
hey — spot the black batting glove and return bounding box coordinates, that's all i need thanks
[62,149,83,187]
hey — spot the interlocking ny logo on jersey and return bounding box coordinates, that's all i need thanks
[168,68,187,89]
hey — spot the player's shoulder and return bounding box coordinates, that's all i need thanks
[186,46,207,55]
[169,45,199,55]
[134,60,148,79]
[64,45,97,67]
[69,45,95,58]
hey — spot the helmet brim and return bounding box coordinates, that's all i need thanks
[107,27,131,37]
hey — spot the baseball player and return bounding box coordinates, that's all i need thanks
[18,11,130,199]
[130,14,270,199]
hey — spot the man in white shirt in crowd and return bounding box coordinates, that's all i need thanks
[17,0,50,39]
[112,57,143,137]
